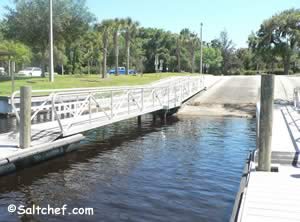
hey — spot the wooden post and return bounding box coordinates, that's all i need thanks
[137,115,142,126]
[257,74,274,171]
[19,86,32,148]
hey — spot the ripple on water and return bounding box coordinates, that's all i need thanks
[0,115,255,222]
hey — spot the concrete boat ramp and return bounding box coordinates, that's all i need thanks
[0,76,207,176]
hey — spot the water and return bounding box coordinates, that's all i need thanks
[0,115,256,222]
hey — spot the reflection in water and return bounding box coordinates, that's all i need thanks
[0,115,255,222]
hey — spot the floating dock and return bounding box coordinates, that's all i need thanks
[231,104,300,222]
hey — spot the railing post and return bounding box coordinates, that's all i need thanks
[89,93,92,121]
[110,91,113,118]
[294,88,300,109]
[174,86,177,105]
[167,87,170,108]
[19,86,32,149]
[76,96,79,114]
[51,94,56,120]
[128,91,130,114]
[152,90,155,107]
[257,74,274,172]
[51,95,55,121]
[181,84,183,102]
[141,88,144,111]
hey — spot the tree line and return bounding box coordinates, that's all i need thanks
[0,0,299,77]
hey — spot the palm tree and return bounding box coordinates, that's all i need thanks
[96,19,114,78]
[175,35,183,72]
[112,18,125,76]
[179,29,199,73]
[123,17,139,75]
[187,33,200,73]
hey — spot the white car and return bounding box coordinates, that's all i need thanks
[0,67,6,75]
[18,67,42,77]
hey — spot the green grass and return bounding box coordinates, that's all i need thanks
[0,73,198,96]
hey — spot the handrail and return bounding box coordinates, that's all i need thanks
[11,76,203,136]
[293,87,300,110]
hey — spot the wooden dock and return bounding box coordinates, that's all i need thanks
[233,104,300,222]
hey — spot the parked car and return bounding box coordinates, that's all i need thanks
[0,67,7,76]
[18,67,42,77]
[108,67,137,75]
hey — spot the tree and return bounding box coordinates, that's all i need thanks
[236,48,253,71]
[4,0,94,76]
[185,31,199,73]
[123,18,139,75]
[96,19,114,78]
[202,46,223,74]
[253,9,300,75]
[112,18,124,76]
[218,30,235,75]
[80,31,101,75]
[0,40,32,65]
[130,37,146,73]
[136,28,174,73]
[54,46,68,75]
[175,34,186,72]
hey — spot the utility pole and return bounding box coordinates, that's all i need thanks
[49,0,54,82]
[200,22,203,74]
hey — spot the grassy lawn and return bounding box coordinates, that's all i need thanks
[0,73,198,96]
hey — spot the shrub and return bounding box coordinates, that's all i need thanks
[243,70,259,75]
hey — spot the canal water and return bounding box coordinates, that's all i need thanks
[0,115,255,222]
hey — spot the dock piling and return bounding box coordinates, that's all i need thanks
[19,86,32,149]
[151,113,157,124]
[257,74,274,171]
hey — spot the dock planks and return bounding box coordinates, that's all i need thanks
[237,104,300,222]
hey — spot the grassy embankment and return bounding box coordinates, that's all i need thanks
[0,73,198,96]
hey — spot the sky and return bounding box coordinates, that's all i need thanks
[0,0,299,48]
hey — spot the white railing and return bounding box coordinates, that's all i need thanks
[11,77,204,136]
[256,87,261,150]
[293,87,300,111]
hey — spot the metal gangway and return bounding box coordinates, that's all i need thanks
[8,77,204,145]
